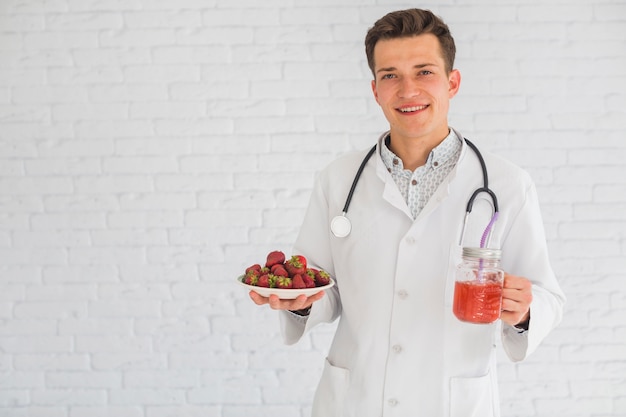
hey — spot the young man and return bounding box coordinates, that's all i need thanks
[250,8,565,416]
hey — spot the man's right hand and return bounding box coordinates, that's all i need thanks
[248,290,325,312]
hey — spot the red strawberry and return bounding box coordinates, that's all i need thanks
[303,274,316,288]
[271,264,289,277]
[275,276,293,289]
[294,255,307,269]
[285,255,307,277]
[303,269,317,288]
[268,274,278,288]
[244,273,259,286]
[266,250,286,268]
[257,274,270,287]
[314,269,331,287]
[245,264,262,275]
[244,268,259,283]
[292,274,306,289]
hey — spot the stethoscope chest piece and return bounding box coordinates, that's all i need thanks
[331,213,352,238]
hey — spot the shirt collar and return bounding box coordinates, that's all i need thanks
[380,129,462,173]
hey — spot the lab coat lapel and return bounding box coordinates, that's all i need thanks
[374,145,414,220]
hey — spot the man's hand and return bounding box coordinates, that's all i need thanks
[501,273,532,327]
[249,290,325,312]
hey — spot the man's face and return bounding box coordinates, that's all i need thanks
[371,34,460,144]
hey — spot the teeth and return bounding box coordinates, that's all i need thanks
[400,105,427,112]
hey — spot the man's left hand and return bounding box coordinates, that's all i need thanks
[501,273,532,327]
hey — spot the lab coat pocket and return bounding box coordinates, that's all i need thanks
[312,358,350,417]
[449,371,496,417]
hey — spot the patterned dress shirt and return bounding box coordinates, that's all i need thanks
[380,129,462,219]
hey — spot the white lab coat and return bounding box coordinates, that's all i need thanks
[280,131,566,417]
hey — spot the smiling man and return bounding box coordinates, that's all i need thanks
[249,8,565,417]
[371,34,460,171]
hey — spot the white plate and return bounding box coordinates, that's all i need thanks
[237,275,335,299]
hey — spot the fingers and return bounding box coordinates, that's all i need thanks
[501,273,533,326]
[502,274,532,305]
[500,298,528,323]
[503,274,532,291]
[267,294,306,310]
[248,290,268,306]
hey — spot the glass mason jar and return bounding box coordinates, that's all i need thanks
[453,247,504,324]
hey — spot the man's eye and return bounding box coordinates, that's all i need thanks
[419,70,433,75]
[381,74,395,80]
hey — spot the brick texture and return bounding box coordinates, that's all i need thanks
[0,1,625,416]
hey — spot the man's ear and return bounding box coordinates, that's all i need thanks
[448,69,461,98]
[371,79,380,105]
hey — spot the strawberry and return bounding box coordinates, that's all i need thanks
[303,274,316,288]
[268,274,278,288]
[244,267,260,284]
[257,274,270,288]
[270,264,289,277]
[285,255,307,277]
[275,276,293,289]
[265,250,286,268]
[245,264,262,275]
[293,255,307,269]
[304,269,317,288]
[314,269,331,287]
[292,274,306,289]
[244,274,259,286]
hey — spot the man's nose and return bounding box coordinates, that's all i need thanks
[398,78,421,98]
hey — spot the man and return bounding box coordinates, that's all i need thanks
[250,8,565,416]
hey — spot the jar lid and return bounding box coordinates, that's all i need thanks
[462,247,501,260]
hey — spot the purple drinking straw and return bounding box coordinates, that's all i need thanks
[480,212,499,249]
[476,212,499,282]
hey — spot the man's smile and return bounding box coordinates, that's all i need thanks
[397,104,429,114]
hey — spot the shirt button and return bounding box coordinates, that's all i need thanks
[411,179,417,185]
[392,345,402,353]
[433,161,439,167]
[388,398,398,407]
[397,290,408,299]
[393,158,399,165]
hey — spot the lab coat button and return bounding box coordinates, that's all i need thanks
[392,344,402,353]
[397,290,408,299]
[405,236,415,245]
[388,398,398,407]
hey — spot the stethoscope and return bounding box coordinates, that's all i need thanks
[330,136,499,243]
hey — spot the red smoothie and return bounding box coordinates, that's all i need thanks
[453,280,502,324]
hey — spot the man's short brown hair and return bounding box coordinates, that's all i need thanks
[365,9,456,77]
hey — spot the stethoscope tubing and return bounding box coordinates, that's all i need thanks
[341,144,377,214]
[464,138,499,213]
[331,136,499,242]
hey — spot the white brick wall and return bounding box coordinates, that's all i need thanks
[0,0,624,416]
